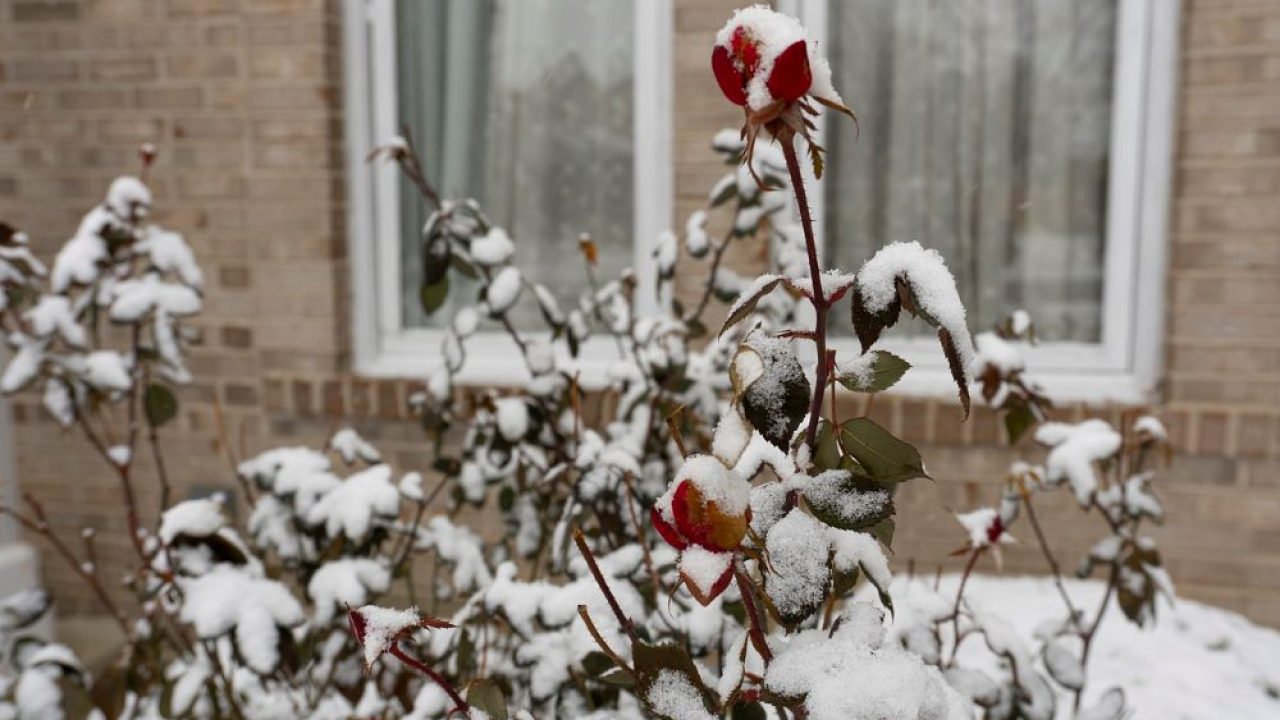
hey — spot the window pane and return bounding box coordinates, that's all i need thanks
[823,0,1115,342]
[397,0,635,328]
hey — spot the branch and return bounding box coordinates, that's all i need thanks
[1022,495,1084,633]
[389,643,469,713]
[778,136,830,453]
[734,564,773,665]
[572,527,637,643]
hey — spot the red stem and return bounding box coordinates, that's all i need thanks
[389,643,469,713]
[735,566,773,665]
[779,137,829,452]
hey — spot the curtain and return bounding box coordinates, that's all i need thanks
[823,0,1115,342]
[397,0,635,329]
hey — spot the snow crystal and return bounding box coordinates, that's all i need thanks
[24,295,86,347]
[137,227,202,288]
[654,230,678,277]
[748,482,789,537]
[179,566,305,674]
[804,470,891,528]
[670,454,751,516]
[352,604,421,669]
[308,559,391,624]
[399,471,424,501]
[972,331,1024,375]
[856,241,974,373]
[679,545,733,599]
[105,176,151,221]
[1133,415,1167,443]
[76,350,132,392]
[723,274,782,332]
[305,464,401,540]
[470,227,514,267]
[495,397,529,443]
[1035,420,1122,506]
[452,306,479,338]
[711,408,752,466]
[50,221,108,293]
[685,210,709,258]
[15,666,62,719]
[646,669,715,720]
[159,497,226,544]
[102,444,130,466]
[955,507,1012,550]
[417,516,493,591]
[109,272,202,322]
[486,266,522,314]
[765,509,830,623]
[329,427,381,464]
[828,529,892,594]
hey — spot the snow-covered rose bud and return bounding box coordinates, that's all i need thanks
[652,455,752,553]
[712,10,812,109]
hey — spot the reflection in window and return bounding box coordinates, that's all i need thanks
[397,0,635,328]
[823,0,1115,342]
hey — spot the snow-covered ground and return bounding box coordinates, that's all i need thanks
[887,575,1280,719]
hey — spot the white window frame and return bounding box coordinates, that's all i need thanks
[343,0,673,385]
[784,0,1180,404]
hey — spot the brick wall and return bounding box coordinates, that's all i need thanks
[1,0,1278,628]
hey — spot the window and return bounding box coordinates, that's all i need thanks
[785,0,1179,402]
[344,0,672,380]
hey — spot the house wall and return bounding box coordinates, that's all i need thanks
[0,0,1277,626]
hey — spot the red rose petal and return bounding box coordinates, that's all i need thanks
[712,45,748,106]
[684,561,734,606]
[651,506,687,550]
[766,40,812,102]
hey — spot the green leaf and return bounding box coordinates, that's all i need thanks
[422,234,450,285]
[455,629,476,676]
[835,350,911,393]
[466,678,508,720]
[598,669,636,688]
[1004,403,1037,445]
[802,469,895,531]
[738,341,811,451]
[868,517,896,548]
[850,283,901,353]
[732,701,768,720]
[419,275,450,315]
[718,276,784,338]
[498,485,516,512]
[938,327,971,419]
[581,651,615,677]
[144,383,178,428]
[633,642,716,720]
[839,418,928,485]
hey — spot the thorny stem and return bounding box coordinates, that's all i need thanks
[735,565,773,665]
[683,226,736,324]
[1023,495,1084,633]
[946,548,982,667]
[389,643,469,713]
[573,527,638,643]
[779,136,829,452]
[1074,563,1119,712]
[0,498,131,633]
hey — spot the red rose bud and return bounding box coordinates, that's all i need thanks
[685,561,734,606]
[766,40,812,102]
[672,479,751,552]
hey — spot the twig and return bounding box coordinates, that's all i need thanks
[0,498,131,633]
[389,643,469,713]
[946,548,981,667]
[572,527,637,643]
[734,564,773,665]
[1022,495,1084,633]
[577,605,635,676]
[683,227,735,324]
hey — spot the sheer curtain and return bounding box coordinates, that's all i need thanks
[397,0,635,328]
[823,0,1116,342]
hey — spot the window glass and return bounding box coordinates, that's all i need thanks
[822,0,1116,342]
[397,0,635,328]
